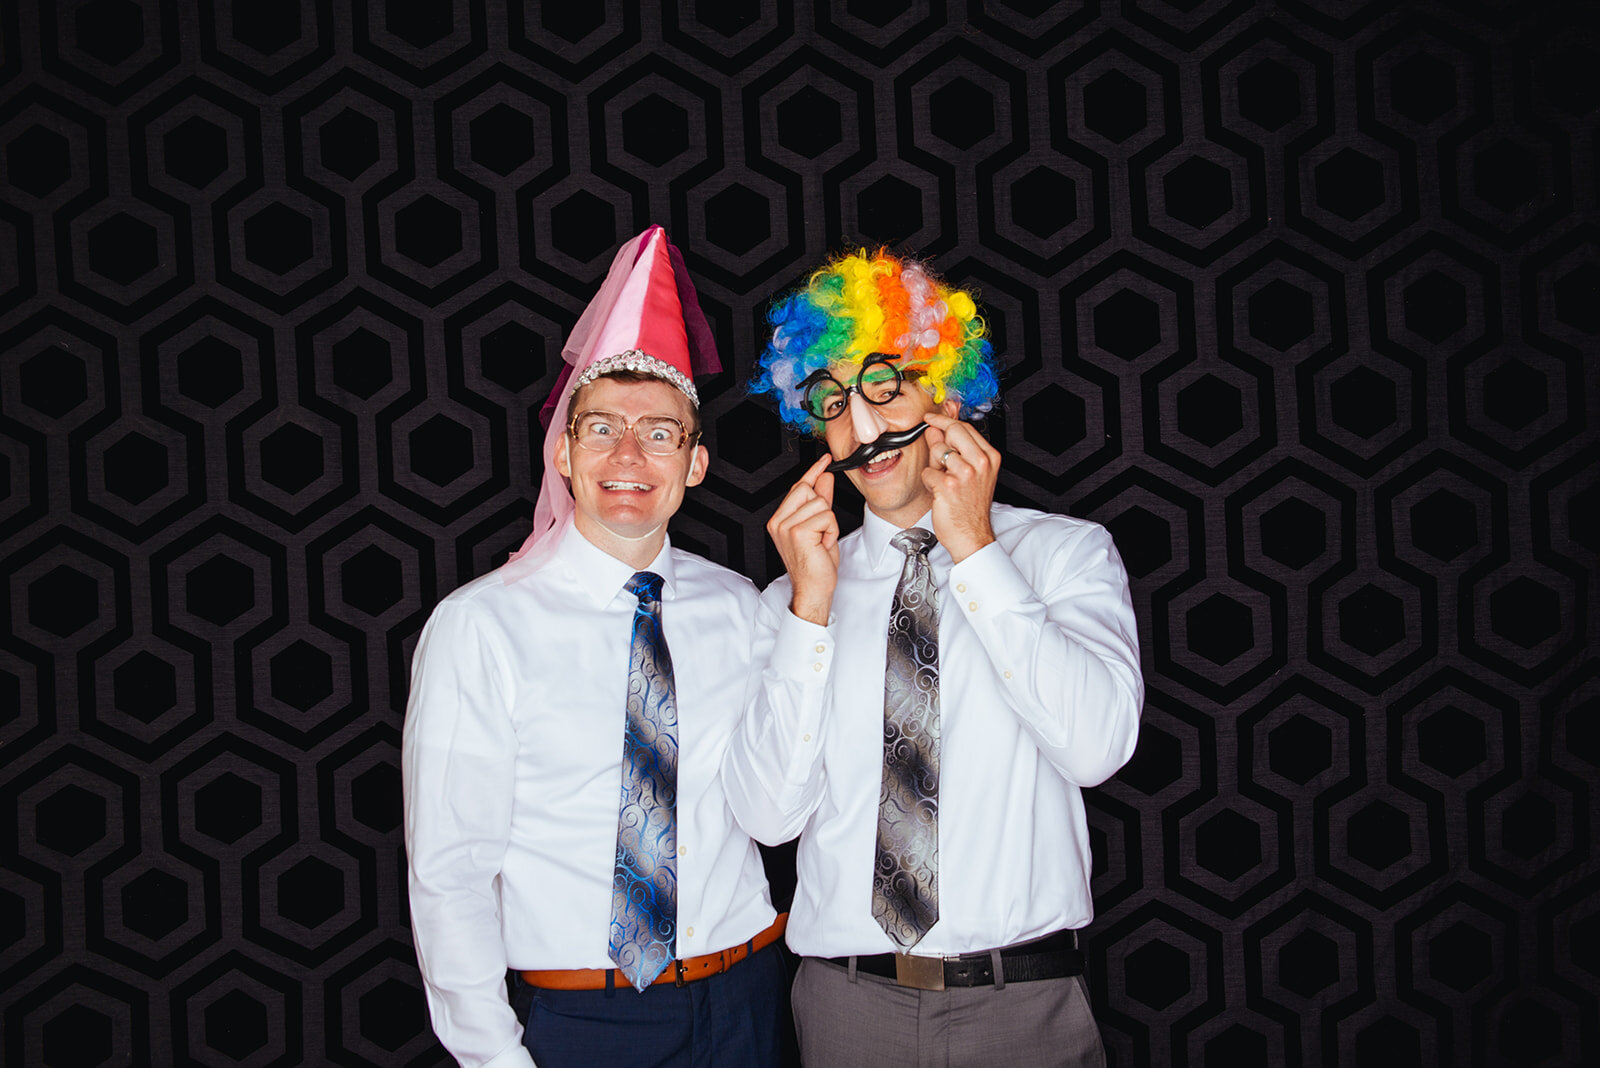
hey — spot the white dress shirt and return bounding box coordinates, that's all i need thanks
[404,521,776,1068]
[724,502,1142,959]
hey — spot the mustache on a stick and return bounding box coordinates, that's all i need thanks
[825,423,930,473]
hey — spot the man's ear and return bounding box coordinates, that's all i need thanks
[555,435,572,478]
[686,443,708,486]
[942,397,962,419]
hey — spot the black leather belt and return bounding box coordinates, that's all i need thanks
[824,928,1084,990]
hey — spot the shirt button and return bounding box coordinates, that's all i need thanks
[968,601,978,612]
[802,733,812,742]
[678,845,687,856]
[956,583,967,593]
[1003,670,1013,679]
[686,927,694,938]
[813,663,824,672]
[815,644,826,654]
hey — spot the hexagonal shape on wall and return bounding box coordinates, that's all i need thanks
[372,180,488,299]
[1311,570,1431,691]
[94,855,214,970]
[246,626,360,747]
[253,845,369,962]
[174,953,301,1065]
[1159,575,1283,703]
[1176,794,1288,915]
[164,736,294,858]
[222,189,337,308]
[1322,784,1442,906]
[1467,562,1579,683]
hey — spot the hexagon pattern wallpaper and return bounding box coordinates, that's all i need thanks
[2,0,1597,1064]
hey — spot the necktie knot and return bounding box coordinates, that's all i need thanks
[891,528,936,559]
[626,570,664,605]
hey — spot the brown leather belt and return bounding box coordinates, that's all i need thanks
[520,913,787,991]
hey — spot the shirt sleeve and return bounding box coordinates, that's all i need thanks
[947,520,1143,787]
[402,598,538,1068]
[721,580,834,845]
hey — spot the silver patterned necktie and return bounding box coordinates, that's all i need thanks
[608,571,678,991]
[873,528,941,949]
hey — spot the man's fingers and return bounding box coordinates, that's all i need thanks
[815,469,834,508]
[768,485,814,530]
[924,413,999,465]
[782,494,837,531]
[937,446,970,473]
[798,452,833,487]
[770,460,832,525]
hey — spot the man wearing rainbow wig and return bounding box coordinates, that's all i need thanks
[724,249,1143,1065]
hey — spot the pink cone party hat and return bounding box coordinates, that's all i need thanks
[504,226,720,579]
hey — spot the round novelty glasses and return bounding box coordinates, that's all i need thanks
[798,355,909,421]
[568,410,693,456]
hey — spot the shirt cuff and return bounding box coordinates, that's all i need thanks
[482,1040,537,1068]
[947,540,1034,619]
[771,606,834,684]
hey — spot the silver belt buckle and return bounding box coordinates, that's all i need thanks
[893,953,945,991]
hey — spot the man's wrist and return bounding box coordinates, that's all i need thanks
[944,526,995,564]
[789,593,832,626]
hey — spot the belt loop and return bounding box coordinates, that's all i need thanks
[847,956,859,983]
[989,948,1005,991]
[604,969,616,998]
[674,960,688,987]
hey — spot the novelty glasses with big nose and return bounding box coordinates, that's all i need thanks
[798,356,934,472]
[568,411,694,456]
[799,355,919,421]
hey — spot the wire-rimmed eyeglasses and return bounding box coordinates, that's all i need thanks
[568,410,693,456]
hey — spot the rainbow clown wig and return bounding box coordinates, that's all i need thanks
[751,249,1002,431]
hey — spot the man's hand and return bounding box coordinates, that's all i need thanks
[767,454,840,625]
[921,412,998,563]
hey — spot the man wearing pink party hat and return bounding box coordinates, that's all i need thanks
[404,227,784,1067]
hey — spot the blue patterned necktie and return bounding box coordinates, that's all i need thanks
[873,528,941,949]
[609,571,678,991]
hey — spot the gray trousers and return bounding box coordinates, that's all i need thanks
[791,956,1107,1067]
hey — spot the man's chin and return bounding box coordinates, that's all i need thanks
[576,507,668,543]
[849,469,927,517]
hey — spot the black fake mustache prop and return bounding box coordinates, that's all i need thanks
[825,423,930,473]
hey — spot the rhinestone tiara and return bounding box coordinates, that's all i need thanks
[571,350,699,406]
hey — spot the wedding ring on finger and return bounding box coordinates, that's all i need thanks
[941,448,955,469]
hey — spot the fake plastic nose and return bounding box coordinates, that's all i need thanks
[848,389,889,446]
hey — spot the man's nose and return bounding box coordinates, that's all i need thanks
[847,390,889,445]
[611,425,649,461]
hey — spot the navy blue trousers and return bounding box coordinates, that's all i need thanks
[509,942,786,1068]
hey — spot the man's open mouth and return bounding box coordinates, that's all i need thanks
[825,423,930,473]
[599,481,653,491]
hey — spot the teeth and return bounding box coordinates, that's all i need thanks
[601,481,651,491]
[865,449,901,468]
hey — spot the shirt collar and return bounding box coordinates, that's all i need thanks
[861,507,939,573]
[556,521,678,607]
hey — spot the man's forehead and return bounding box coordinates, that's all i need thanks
[580,375,694,415]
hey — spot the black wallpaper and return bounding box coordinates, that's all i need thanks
[1,1,1597,1065]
